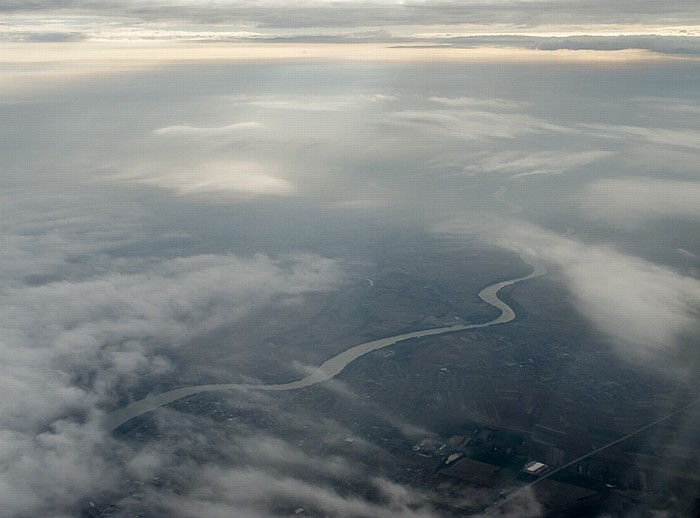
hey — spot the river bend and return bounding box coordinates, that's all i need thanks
[104,256,545,431]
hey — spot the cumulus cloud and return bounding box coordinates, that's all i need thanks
[3,31,699,515]
[0,189,147,288]
[95,381,441,517]
[2,251,342,411]
[582,177,700,225]
[0,420,117,517]
[155,466,437,518]
[0,185,346,515]
[145,388,439,517]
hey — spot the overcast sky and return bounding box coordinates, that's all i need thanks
[2,2,700,517]
[2,0,700,53]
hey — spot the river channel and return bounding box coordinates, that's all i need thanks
[104,255,545,431]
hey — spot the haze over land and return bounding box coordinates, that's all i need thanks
[1,1,700,516]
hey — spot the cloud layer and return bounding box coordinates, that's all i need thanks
[0,186,346,515]
[2,44,700,515]
[2,0,700,58]
[4,1,700,28]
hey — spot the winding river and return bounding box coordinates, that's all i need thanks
[104,255,545,431]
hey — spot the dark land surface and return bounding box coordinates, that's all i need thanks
[100,234,700,517]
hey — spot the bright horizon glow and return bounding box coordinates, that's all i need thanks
[1,41,676,95]
[0,41,675,64]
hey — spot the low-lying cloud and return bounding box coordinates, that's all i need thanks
[441,218,700,370]
[2,44,699,516]
[0,184,346,514]
[501,224,700,366]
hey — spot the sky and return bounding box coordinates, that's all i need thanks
[3,0,700,53]
[2,1,700,517]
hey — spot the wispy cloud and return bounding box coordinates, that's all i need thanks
[383,108,570,142]
[581,123,700,150]
[677,248,698,260]
[582,177,700,225]
[154,121,262,137]
[219,93,397,111]
[428,96,527,110]
[462,150,613,178]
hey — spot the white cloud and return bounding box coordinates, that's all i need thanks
[429,96,526,110]
[0,189,146,287]
[440,218,700,368]
[0,182,345,515]
[221,94,397,111]
[582,177,700,225]
[581,123,700,150]
[122,122,299,198]
[677,248,698,260]
[462,149,613,178]
[0,420,118,517]
[5,0,700,31]
[1,251,343,426]
[100,386,441,517]
[383,108,570,142]
[331,198,387,209]
[154,121,262,137]
[120,161,296,197]
[499,224,700,364]
[156,465,438,518]
[557,246,700,360]
[630,97,700,116]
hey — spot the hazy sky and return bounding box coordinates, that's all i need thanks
[2,0,700,54]
[2,2,700,517]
